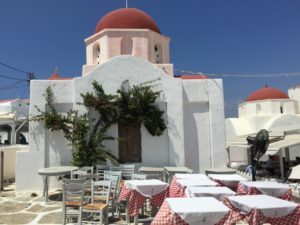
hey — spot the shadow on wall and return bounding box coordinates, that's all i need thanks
[182,88,210,173]
[44,103,74,167]
[167,116,181,166]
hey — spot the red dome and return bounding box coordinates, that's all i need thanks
[48,73,72,80]
[95,8,161,34]
[246,86,289,102]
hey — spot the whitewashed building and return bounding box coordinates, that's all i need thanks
[16,8,227,191]
[226,85,300,177]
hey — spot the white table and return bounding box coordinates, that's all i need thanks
[125,179,169,196]
[138,167,164,180]
[123,179,169,225]
[176,178,218,189]
[186,186,236,201]
[38,166,78,202]
[227,195,297,217]
[174,173,208,179]
[238,181,291,198]
[153,197,229,225]
[164,167,192,183]
[209,174,247,188]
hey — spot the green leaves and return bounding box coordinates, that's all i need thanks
[31,78,166,167]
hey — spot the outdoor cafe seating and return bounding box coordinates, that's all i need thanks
[53,164,300,225]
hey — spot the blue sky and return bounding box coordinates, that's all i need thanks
[0,0,299,117]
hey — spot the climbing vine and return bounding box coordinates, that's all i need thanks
[31,79,166,166]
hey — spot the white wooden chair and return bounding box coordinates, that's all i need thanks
[132,173,148,180]
[82,180,112,225]
[96,165,109,180]
[62,178,85,225]
[121,164,135,180]
[103,173,120,218]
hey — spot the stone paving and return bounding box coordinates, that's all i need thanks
[0,183,149,225]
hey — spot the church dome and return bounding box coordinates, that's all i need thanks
[246,85,289,102]
[95,8,161,34]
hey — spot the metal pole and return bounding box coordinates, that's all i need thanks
[250,147,256,181]
[0,151,4,191]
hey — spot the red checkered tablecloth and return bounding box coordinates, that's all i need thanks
[151,201,231,225]
[118,186,169,216]
[211,178,237,191]
[223,197,300,225]
[168,177,189,197]
[237,183,292,200]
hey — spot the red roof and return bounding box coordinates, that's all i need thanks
[48,73,73,80]
[180,75,208,79]
[95,8,161,34]
[246,86,289,102]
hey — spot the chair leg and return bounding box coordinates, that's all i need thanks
[111,201,115,218]
[105,208,109,225]
[62,207,66,225]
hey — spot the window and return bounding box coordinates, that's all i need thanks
[93,43,100,64]
[154,44,162,63]
[118,124,141,163]
[121,37,133,55]
[280,105,283,114]
[256,104,261,115]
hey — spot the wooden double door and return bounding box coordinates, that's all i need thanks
[118,123,141,163]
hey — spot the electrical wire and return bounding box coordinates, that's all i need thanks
[20,85,29,99]
[175,69,300,78]
[0,61,28,74]
[0,73,28,81]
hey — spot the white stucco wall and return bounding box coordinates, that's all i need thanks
[226,87,300,166]
[182,79,227,172]
[16,56,227,191]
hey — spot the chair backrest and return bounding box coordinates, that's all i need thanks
[110,166,122,171]
[104,170,122,178]
[71,170,87,179]
[121,164,135,180]
[96,165,109,180]
[103,174,120,197]
[91,180,112,204]
[62,179,85,207]
[132,173,147,180]
[79,166,94,174]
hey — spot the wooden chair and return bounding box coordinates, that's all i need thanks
[62,178,85,225]
[96,165,109,180]
[79,166,94,174]
[82,180,112,225]
[121,164,135,180]
[132,173,148,180]
[103,173,120,218]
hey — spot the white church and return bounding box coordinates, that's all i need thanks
[16,8,227,191]
[226,85,300,178]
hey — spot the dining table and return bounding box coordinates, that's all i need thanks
[138,167,165,181]
[208,174,248,191]
[169,173,214,197]
[185,186,236,201]
[164,167,193,183]
[224,195,300,225]
[151,197,230,225]
[38,166,78,202]
[237,181,292,200]
[118,179,169,225]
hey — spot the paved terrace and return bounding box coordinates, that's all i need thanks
[1,175,300,225]
[0,183,150,225]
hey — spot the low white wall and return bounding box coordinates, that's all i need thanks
[0,145,29,182]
